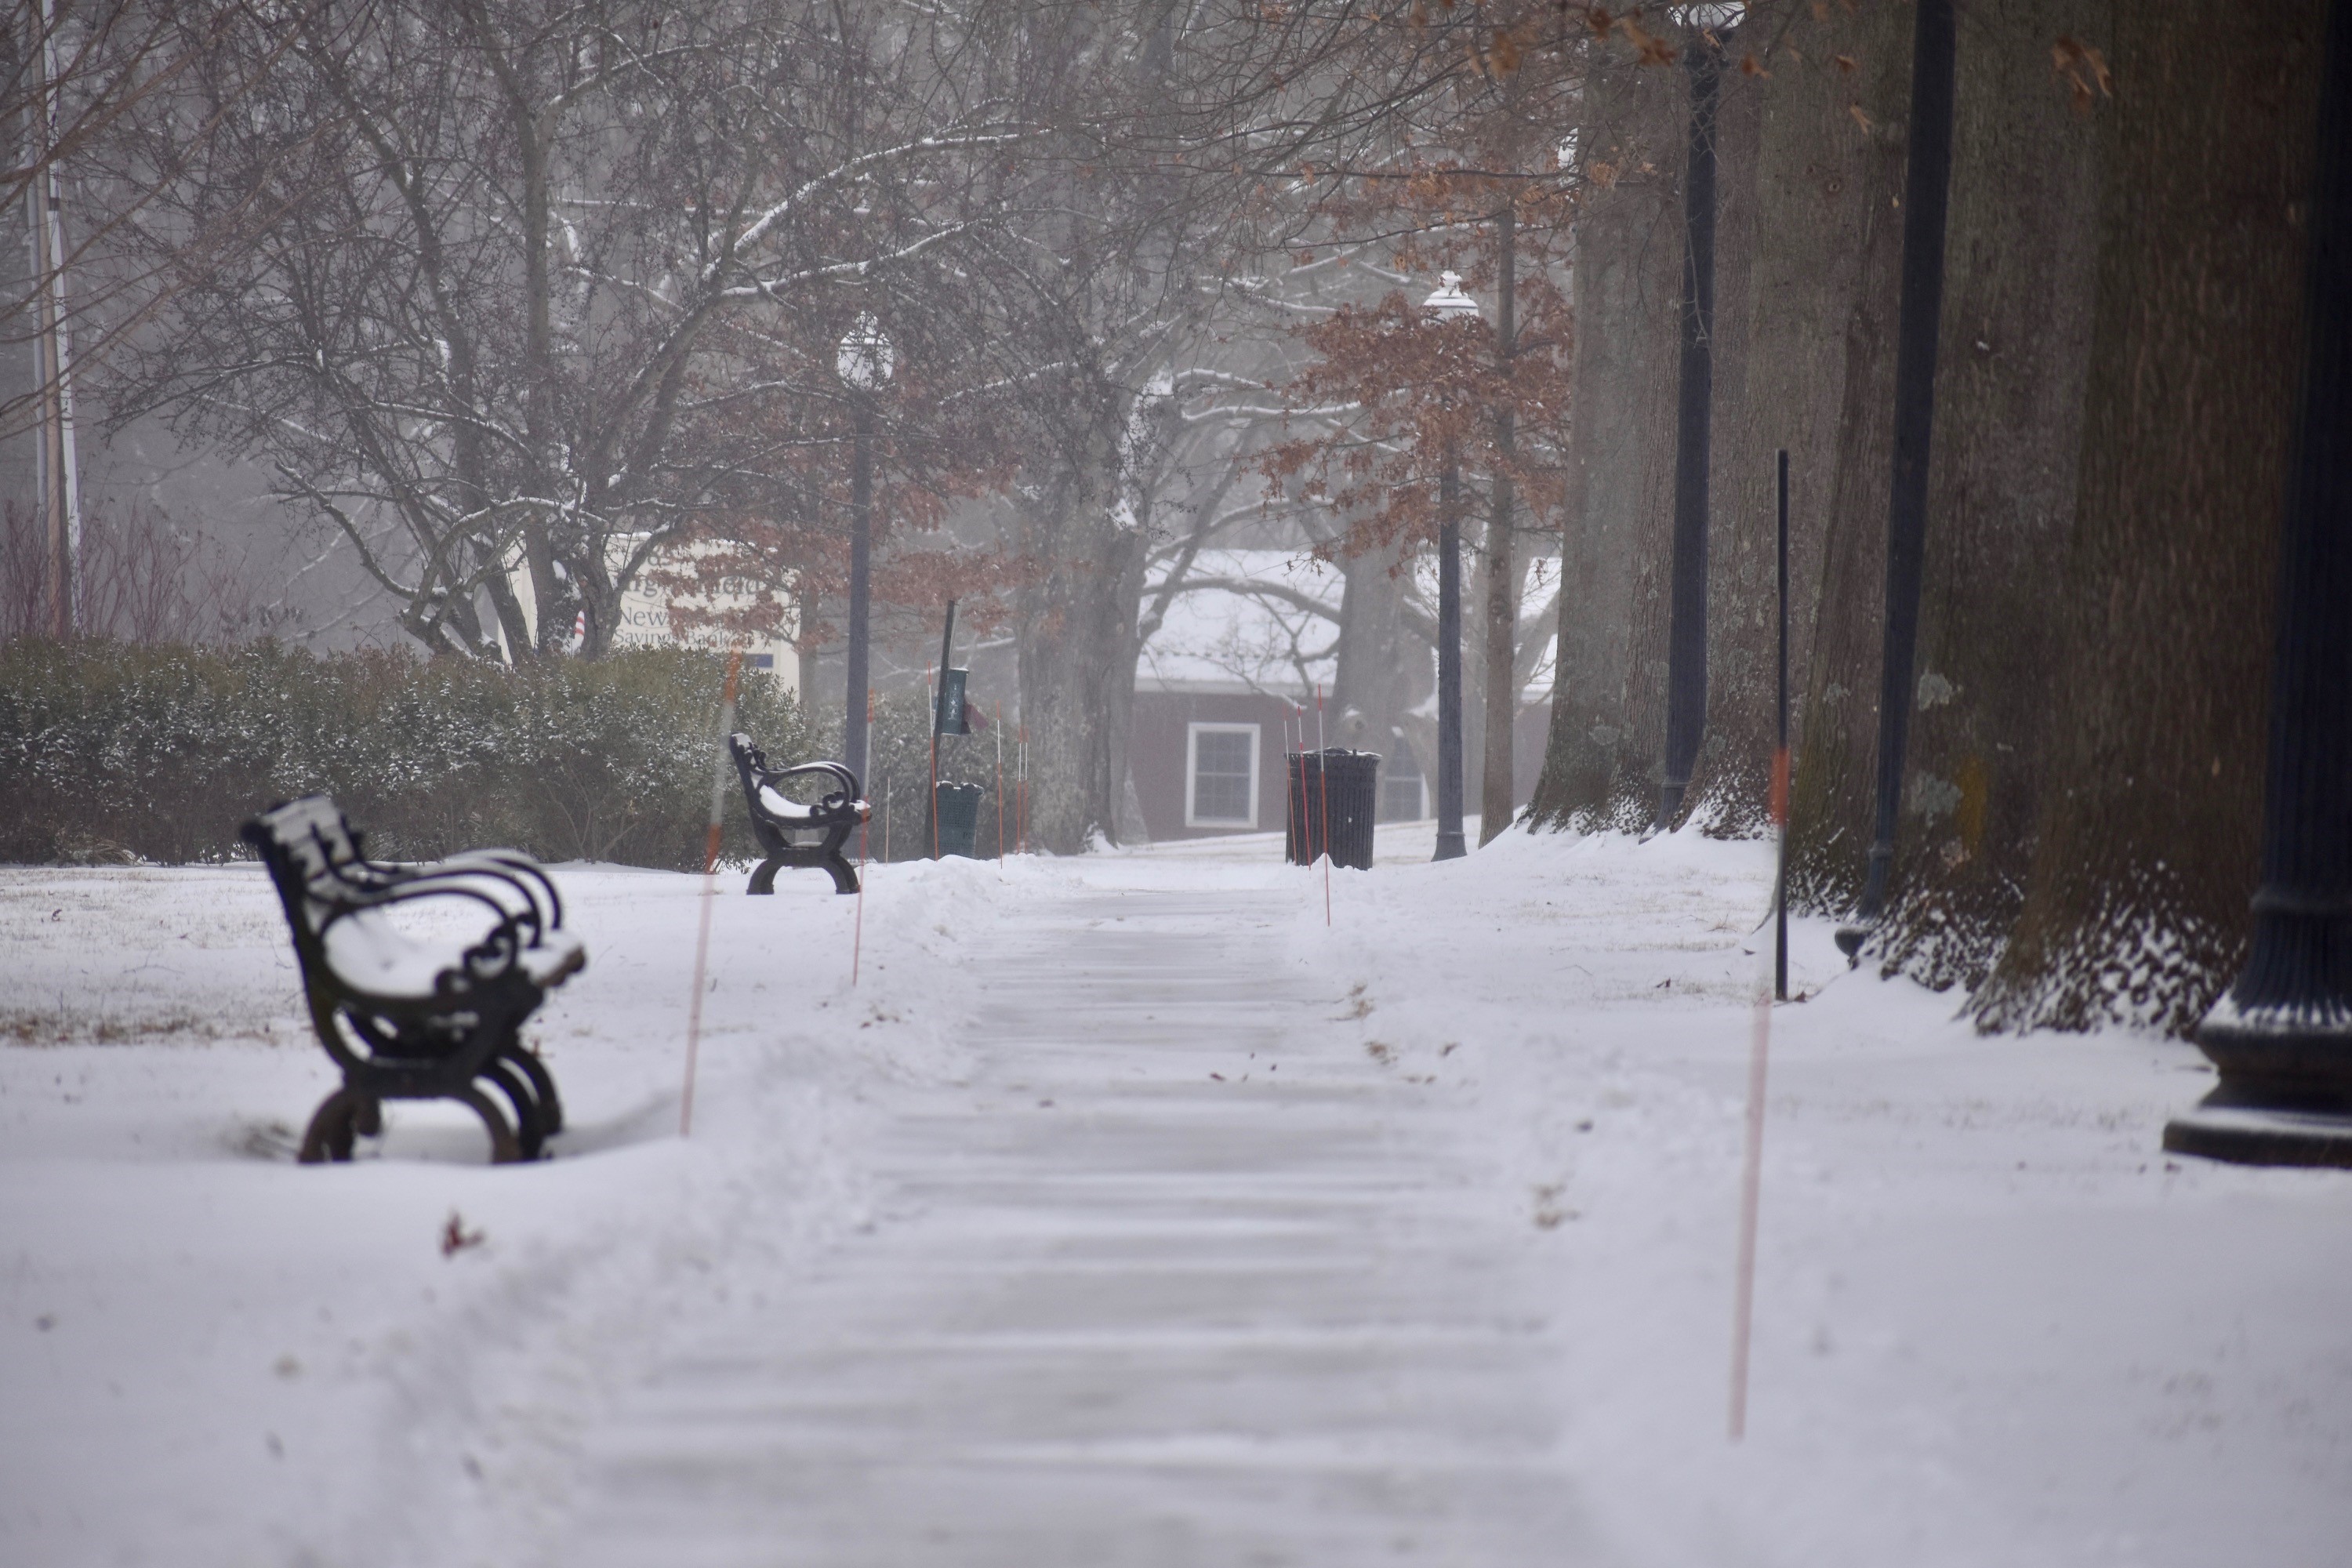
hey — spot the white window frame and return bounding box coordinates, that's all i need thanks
[1185,721,1261,829]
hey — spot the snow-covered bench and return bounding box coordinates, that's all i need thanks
[241,796,586,1164]
[728,733,871,895]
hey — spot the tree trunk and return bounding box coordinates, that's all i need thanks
[1017,408,1145,854]
[1970,1,2321,1036]
[1331,535,1419,767]
[1679,31,1763,833]
[1479,204,1519,844]
[1864,0,2103,992]
[1524,42,1681,832]
[1778,0,1922,911]
[1659,28,1726,831]
[1476,493,1520,841]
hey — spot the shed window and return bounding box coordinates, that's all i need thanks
[1186,723,1259,828]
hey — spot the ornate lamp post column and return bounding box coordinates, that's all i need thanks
[1423,271,1481,862]
[1655,5,1742,831]
[838,312,895,786]
[1835,0,1957,956]
[2166,0,2352,1166]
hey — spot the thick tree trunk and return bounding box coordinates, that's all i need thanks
[1970,2,2321,1036]
[1778,0,1921,910]
[1658,29,1726,831]
[1693,2,1906,845]
[1475,492,1519,840]
[1017,412,1145,854]
[1524,44,1681,832]
[1479,205,1519,844]
[1677,34,1762,832]
[1864,0,2102,992]
[1331,536,1420,769]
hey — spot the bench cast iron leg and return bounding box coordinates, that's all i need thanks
[503,1045,564,1134]
[747,855,784,895]
[481,1061,546,1160]
[454,1084,524,1164]
[822,850,861,895]
[298,1087,368,1164]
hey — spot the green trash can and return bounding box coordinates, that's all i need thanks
[933,781,984,859]
[1285,749,1381,869]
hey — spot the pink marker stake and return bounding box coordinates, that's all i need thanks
[1316,684,1331,926]
[853,689,869,985]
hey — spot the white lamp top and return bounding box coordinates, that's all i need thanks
[837,311,895,390]
[1671,2,1746,28]
[1421,271,1480,322]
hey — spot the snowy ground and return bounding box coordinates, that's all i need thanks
[3,823,2349,1566]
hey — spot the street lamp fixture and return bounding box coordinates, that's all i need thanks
[1421,271,1480,862]
[837,311,895,391]
[839,312,894,789]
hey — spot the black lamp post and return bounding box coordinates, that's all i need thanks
[838,312,894,786]
[1834,0,1958,959]
[1424,270,1480,862]
[2165,0,2352,1167]
[1657,4,1740,832]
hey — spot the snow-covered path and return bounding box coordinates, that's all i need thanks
[557,882,1580,1566]
[7,826,2351,1567]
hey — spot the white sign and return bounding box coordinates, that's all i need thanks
[504,539,799,696]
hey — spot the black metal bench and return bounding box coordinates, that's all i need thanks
[242,796,586,1164]
[728,733,871,895]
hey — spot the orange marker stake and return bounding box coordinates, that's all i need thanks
[681,649,744,1138]
[995,701,1006,867]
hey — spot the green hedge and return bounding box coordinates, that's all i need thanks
[0,640,814,869]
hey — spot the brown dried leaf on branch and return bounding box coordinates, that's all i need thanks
[1621,17,1677,67]
[1257,268,1575,564]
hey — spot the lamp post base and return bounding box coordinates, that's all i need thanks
[1432,829,1467,862]
[2167,1006,2352,1168]
[2163,1100,2352,1168]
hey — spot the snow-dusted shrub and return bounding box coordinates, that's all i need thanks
[855,687,1011,863]
[0,641,808,869]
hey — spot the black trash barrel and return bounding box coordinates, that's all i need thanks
[1285,749,1381,870]
[934,782,984,858]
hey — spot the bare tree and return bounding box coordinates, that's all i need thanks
[102,0,1030,659]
